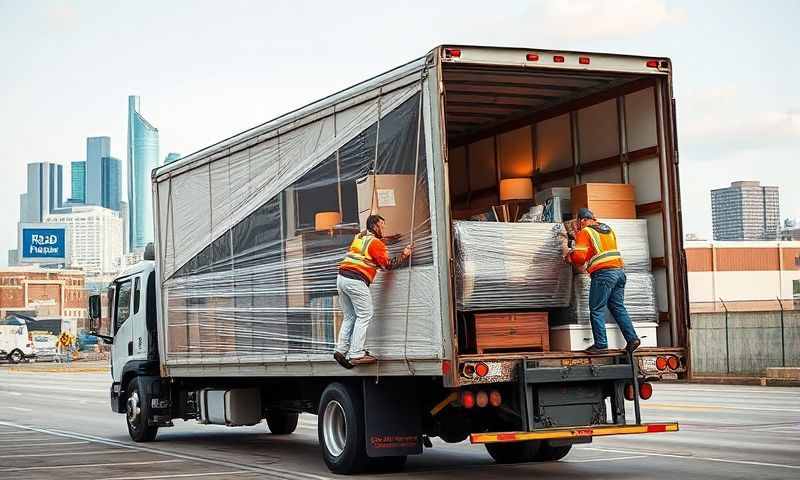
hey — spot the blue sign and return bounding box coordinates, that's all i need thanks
[20,225,68,263]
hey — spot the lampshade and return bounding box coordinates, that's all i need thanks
[499,178,533,201]
[315,211,342,231]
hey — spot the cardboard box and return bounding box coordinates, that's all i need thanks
[571,183,636,220]
[357,174,430,238]
[549,322,657,351]
[535,186,571,205]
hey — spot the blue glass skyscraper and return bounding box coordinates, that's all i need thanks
[164,152,181,164]
[101,157,122,211]
[70,161,85,203]
[127,95,159,251]
[85,137,110,206]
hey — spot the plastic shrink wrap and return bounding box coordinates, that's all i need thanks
[157,81,444,362]
[454,221,572,311]
[568,272,658,324]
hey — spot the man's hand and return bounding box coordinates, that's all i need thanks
[403,244,414,258]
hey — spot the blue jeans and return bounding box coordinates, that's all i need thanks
[588,268,639,349]
[335,275,373,360]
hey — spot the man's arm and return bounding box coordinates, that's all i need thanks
[369,240,412,271]
[568,230,592,266]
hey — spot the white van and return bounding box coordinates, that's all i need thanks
[0,317,36,363]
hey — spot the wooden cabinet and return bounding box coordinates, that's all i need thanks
[474,312,549,353]
[571,183,636,220]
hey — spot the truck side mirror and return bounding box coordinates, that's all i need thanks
[88,294,113,344]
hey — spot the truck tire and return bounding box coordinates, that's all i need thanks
[368,455,407,472]
[534,442,572,461]
[485,440,541,464]
[318,382,369,474]
[7,349,23,364]
[266,410,299,435]
[126,378,158,442]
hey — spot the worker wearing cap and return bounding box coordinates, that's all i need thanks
[334,214,413,368]
[563,208,641,354]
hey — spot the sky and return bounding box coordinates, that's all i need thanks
[0,0,798,264]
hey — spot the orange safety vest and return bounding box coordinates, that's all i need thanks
[583,225,624,273]
[339,233,381,282]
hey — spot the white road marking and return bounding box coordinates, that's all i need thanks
[587,446,800,470]
[566,455,648,463]
[1,440,90,447]
[4,406,32,412]
[0,421,332,480]
[6,459,182,472]
[104,472,252,480]
[0,430,38,435]
[0,383,106,393]
[643,403,800,414]
[0,389,107,405]
[0,449,126,458]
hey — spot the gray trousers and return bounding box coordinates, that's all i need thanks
[335,274,373,359]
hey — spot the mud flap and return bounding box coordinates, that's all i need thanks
[363,378,422,457]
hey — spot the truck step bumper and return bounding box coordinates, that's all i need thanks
[470,422,679,444]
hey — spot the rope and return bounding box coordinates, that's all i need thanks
[402,79,425,376]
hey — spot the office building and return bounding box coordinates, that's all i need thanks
[101,156,122,211]
[85,136,110,207]
[711,181,780,241]
[70,161,86,203]
[45,206,124,277]
[127,95,159,251]
[780,218,800,241]
[120,201,129,254]
[164,152,181,164]
[9,162,65,265]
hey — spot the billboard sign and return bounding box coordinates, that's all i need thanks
[19,223,69,264]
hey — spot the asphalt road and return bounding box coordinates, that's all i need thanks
[1,365,798,480]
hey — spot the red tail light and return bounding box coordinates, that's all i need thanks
[639,383,653,400]
[476,391,489,408]
[475,362,489,377]
[489,390,502,407]
[624,383,635,401]
[461,391,475,409]
[445,48,462,58]
[526,53,539,61]
[442,360,452,375]
[655,356,667,370]
[646,59,659,68]
[463,364,475,376]
[553,55,565,63]
[579,56,590,65]
[667,356,679,370]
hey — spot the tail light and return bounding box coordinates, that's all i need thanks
[646,59,659,68]
[445,48,461,59]
[476,391,489,408]
[639,382,653,400]
[463,364,475,376]
[667,356,679,370]
[526,53,539,61]
[655,356,667,370]
[624,383,635,401]
[442,360,452,375]
[553,55,565,63]
[489,390,502,407]
[461,391,475,409]
[579,56,590,65]
[475,362,489,377]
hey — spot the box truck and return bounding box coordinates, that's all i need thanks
[89,45,685,474]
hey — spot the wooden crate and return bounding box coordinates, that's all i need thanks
[571,183,636,220]
[474,312,549,353]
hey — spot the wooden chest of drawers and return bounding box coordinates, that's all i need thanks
[474,312,549,354]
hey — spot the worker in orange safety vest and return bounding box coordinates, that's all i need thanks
[334,214,413,368]
[562,208,641,354]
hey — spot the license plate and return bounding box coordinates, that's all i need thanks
[561,358,591,367]
[641,357,657,372]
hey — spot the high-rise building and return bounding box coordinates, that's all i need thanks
[101,156,122,211]
[44,206,124,277]
[9,162,64,266]
[780,218,800,241]
[127,95,159,252]
[164,152,181,164]
[70,161,86,203]
[85,136,110,206]
[120,201,129,254]
[711,181,780,241]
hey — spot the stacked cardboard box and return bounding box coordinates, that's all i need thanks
[357,174,431,238]
[571,183,636,220]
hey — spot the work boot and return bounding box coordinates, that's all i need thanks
[350,355,377,365]
[626,338,641,353]
[584,345,608,355]
[333,352,353,369]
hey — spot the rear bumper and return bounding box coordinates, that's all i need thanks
[471,422,679,444]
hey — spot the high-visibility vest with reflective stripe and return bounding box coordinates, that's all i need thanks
[583,225,624,273]
[339,233,381,281]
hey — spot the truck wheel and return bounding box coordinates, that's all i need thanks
[534,442,572,461]
[8,349,23,364]
[318,382,368,474]
[485,440,541,464]
[126,379,158,442]
[266,410,299,434]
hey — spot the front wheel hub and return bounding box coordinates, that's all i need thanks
[323,400,347,457]
[127,391,141,426]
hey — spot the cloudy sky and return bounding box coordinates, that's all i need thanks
[0,0,798,263]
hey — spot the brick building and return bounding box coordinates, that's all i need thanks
[0,266,88,334]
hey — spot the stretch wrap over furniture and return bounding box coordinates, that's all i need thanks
[453,221,572,311]
[569,272,659,324]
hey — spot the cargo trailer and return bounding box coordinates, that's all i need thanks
[90,45,684,474]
